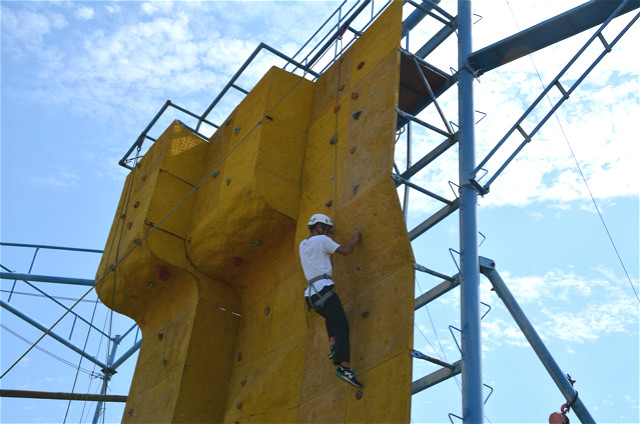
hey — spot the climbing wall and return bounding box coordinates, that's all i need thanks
[95,1,414,422]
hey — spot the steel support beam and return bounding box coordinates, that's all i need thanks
[408,198,459,241]
[412,360,462,395]
[0,299,107,370]
[468,0,640,77]
[0,389,127,403]
[0,272,95,287]
[458,1,483,421]
[479,257,595,423]
[415,275,460,310]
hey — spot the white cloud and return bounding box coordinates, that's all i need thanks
[27,167,82,191]
[105,4,121,15]
[1,6,67,46]
[479,268,639,345]
[141,2,158,15]
[74,6,95,21]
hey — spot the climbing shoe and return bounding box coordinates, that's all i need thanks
[335,366,363,388]
[328,345,336,361]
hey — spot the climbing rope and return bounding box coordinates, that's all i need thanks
[331,23,344,227]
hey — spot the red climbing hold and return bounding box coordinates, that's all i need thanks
[333,104,341,113]
[357,61,365,69]
[351,92,359,100]
[155,265,170,281]
[355,390,363,400]
[339,83,346,91]
[233,257,244,266]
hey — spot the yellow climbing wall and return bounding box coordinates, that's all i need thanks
[95,1,414,422]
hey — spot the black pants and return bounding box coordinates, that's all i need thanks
[306,287,350,365]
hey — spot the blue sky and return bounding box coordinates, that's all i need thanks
[1,1,638,423]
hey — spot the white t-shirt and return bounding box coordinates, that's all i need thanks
[299,234,340,296]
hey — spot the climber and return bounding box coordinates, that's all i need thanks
[298,213,363,389]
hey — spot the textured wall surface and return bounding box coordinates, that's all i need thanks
[95,1,414,422]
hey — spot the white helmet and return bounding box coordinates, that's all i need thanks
[308,213,333,227]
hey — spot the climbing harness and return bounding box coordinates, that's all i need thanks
[305,274,335,310]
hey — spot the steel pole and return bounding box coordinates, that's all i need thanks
[0,299,107,370]
[93,336,121,424]
[0,272,95,287]
[458,1,483,422]
[479,258,595,423]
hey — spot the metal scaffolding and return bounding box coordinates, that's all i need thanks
[2,1,638,422]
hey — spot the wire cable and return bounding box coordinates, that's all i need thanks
[506,1,639,303]
[0,324,99,378]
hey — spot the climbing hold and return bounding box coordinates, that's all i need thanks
[236,402,243,410]
[339,83,345,91]
[357,61,365,69]
[120,213,126,220]
[330,135,338,145]
[133,201,140,208]
[355,390,363,400]
[333,104,341,113]
[224,117,233,126]
[127,409,134,417]
[325,199,333,207]
[232,257,243,266]
[155,265,170,281]
[361,309,370,318]
[240,379,247,386]
[251,240,261,246]
[351,92,359,100]
[158,333,163,340]
[133,238,140,244]
[147,282,154,288]
[237,352,243,361]
[130,294,138,300]
[352,184,360,195]
[233,126,240,135]
[141,173,147,181]
[226,178,231,186]
[162,358,168,366]
[352,111,362,120]
[127,222,133,230]
[211,171,219,178]
[350,146,357,154]
[264,306,271,316]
